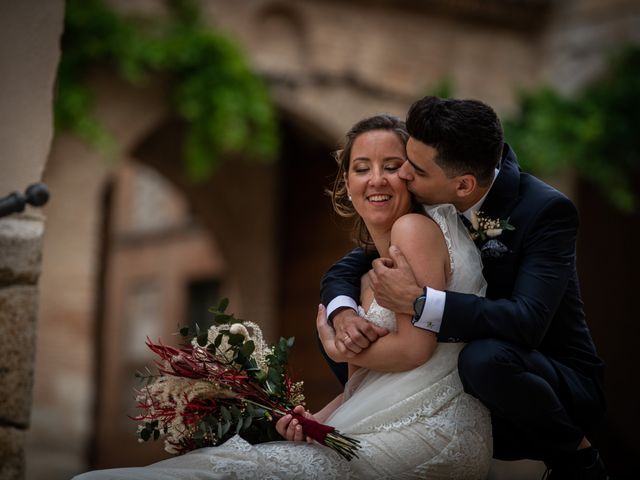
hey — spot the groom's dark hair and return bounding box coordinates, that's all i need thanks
[406,96,503,187]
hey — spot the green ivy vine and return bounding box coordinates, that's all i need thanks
[55,0,279,180]
[504,46,640,213]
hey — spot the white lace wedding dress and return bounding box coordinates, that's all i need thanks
[74,204,492,480]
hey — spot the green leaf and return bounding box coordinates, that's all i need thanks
[218,297,229,312]
[216,313,233,323]
[56,0,279,183]
[240,340,255,357]
[227,333,244,346]
[234,351,246,365]
[197,332,208,347]
[221,420,231,436]
[229,405,242,421]
[243,414,252,430]
[221,406,231,422]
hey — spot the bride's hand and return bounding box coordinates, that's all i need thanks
[275,405,314,443]
[317,305,387,360]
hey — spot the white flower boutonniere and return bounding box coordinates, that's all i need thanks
[468,211,515,242]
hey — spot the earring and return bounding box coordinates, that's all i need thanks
[348,194,352,201]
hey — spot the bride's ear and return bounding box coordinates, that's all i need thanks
[454,174,477,199]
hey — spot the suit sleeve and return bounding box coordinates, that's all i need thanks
[439,196,578,349]
[319,247,376,307]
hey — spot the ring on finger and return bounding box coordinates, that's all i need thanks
[343,334,350,343]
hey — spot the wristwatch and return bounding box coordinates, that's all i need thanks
[412,287,427,324]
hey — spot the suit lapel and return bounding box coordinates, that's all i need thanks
[478,143,521,220]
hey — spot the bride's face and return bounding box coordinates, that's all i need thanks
[346,130,412,231]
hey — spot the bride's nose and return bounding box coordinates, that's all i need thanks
[368,168,389,186]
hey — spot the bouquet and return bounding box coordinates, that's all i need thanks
[132,298,360,460]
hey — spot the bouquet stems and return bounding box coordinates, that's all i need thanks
[243,399,360,461]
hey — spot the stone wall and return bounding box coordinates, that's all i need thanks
[0,1,64,479]
[0,218,43,479]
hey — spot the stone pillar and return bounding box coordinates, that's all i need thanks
[0,1,64,479]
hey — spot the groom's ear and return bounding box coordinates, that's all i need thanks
[454,174,477,199]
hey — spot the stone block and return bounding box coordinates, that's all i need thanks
[0,217,44,285]
[0,285,38,428]
[0,426,25,480]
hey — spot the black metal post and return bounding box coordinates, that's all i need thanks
[0,183,50,218]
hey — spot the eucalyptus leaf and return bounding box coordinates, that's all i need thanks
[218,298,229,312]
[241,340,255,356]
[243,414,252,430]
[197,332,208,347]
[229,405,242,421]
[221,420,231,436]
[227,333,244,346]
[221,406,231,422]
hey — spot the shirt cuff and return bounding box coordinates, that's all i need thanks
[326,295,359,319]
[412,287,446,333]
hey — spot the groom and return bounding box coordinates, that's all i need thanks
[319,96,607,478]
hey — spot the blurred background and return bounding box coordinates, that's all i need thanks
[1,0,639,479]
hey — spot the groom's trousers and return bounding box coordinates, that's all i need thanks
[457,338,606,463]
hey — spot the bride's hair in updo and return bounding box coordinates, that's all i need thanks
[330,114,421,251]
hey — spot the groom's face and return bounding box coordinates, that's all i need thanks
[399,137,458,205]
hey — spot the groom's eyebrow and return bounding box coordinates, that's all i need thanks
[406,158,426,174]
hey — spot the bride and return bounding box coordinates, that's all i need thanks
[73,114,492,479]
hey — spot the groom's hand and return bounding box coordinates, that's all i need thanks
[370,245,422,316]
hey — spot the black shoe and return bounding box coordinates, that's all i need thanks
[543,449,609,480]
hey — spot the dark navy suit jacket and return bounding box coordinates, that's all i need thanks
[320,144,604,388]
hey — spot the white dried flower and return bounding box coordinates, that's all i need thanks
[229,323,249,338]
[485,228,503,237]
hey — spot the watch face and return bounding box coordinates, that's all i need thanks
[414,296,426,316]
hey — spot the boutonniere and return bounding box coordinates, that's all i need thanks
[468,211,515,258]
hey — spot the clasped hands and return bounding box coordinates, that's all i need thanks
[318,246,421,361]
